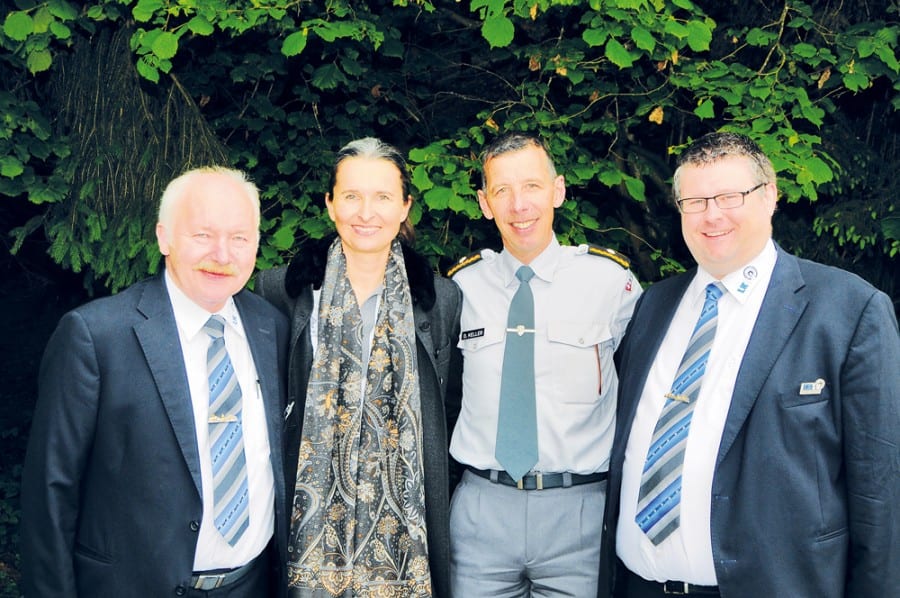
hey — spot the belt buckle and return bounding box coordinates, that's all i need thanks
[515,473,543,490]
[664,581,689,595]
[193,574,225,590]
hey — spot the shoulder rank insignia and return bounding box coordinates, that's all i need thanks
[446,252,483,277]
[586,245,630,269]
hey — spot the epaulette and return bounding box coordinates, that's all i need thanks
[446,252,483,277]
[584,244,630,269]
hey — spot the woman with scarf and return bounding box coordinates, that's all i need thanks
[256,137,461,597]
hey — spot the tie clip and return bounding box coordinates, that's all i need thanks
[664,392,691,403]
[208,413,238,423]
[506,325,535,336]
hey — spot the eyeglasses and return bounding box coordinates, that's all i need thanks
[676,182,767,214]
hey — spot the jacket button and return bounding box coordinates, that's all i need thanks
[189,520,200,532]
[419,322,431,331]
[175,585,186,595]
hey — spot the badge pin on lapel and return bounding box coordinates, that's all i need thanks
[799,378,826,395]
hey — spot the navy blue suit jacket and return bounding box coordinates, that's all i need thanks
[603,247,900,597]
[21,274,291,597]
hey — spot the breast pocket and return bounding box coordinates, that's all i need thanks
[458,326,505,354]
[548,321,611,403]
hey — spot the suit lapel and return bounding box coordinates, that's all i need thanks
[716,248,808,463]
[134,276,203,496]
[235,292,285,493]
[618,273,693,432]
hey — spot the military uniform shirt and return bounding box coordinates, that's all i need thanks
[450,236,641,474]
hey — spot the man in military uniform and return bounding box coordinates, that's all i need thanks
[448,133,641,596]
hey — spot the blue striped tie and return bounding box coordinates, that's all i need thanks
[635,283,724,545]
[495,265,538,482]
[204,315,250,546]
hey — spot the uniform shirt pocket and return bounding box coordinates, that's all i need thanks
[548,321,611,403]
[458,325,505,353]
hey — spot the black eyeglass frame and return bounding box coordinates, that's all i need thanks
[676,182,767,214]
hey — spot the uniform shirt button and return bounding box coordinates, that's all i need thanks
[420,322,431,331]
[175,585,187,596]
[189,520,200,532]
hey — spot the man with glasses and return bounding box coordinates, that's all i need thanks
[602,132,899,597]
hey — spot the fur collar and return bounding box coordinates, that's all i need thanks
[283,234,437,311]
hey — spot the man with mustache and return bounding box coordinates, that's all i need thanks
[21,167,292,597]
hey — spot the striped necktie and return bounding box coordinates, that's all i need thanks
[635,282,724,545]
[204,315,250,546]
[494,265,538,482]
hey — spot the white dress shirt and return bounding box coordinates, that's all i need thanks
[451,237,641,474]
[165,272,275,571]
[617,240,777,584]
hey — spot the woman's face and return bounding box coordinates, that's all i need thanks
[326,156,411,260]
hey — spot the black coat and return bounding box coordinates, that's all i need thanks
[256,237,462,598]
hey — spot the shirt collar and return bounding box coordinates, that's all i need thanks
[694,238,777,305]
[498,236,561,287]
[164,270,245,341]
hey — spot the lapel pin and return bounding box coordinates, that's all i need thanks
[799,378,826,395]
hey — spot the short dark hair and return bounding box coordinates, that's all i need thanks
[480,133,557,189]
[672,132,776,202]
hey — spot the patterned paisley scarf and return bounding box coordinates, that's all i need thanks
[287,237,432,597]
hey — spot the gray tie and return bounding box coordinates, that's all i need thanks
[204,315,250,546]
[635,282,724,545]
[495,266,538,482]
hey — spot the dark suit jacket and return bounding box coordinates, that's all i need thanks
[603,246,900,597]
[255,237,462,598]
[20,274,291,598]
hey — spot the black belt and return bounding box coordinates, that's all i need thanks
[190,557,258,591]
[622,564,719,596]
[466,466,607,490]
[660,581,720,596]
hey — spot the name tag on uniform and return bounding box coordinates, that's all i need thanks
[462,328,484,340]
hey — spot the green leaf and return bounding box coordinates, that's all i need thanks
[423,186,453,209]
[311,63,348,90]
[686,20,712,52]
[133,0,163,22]
[582,27,607,47]
[186,16,214,36]
[605,38,636,68]
[663,20,689,40]
[151,31,178,60]
[411,165,434,192]
[857,38,875,58]
[271,225,296,250]
[481,15,515,49]
[136,56,160,82]
[804,156,833,183]
[4,12,34,41]
[843,71,869,91]
[33,7,53,34]
[792,42,818,58]
[282,30,308,57]
[0,156,25,178]
[47,0,79,21]
[694,98,715,119]
[630,25,655,53]
[875,45,900,72]
[49,20,72,39]
[27,49,53,74]
[624,176,646,201]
